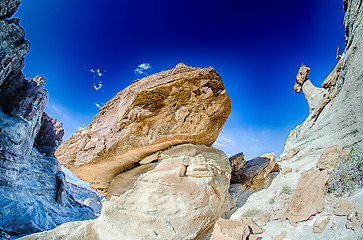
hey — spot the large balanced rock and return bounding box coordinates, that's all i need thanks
[22,144,232,240]
[0,1,97,238]
[55,63,231,195]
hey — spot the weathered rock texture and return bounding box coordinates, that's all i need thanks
[0,0,20,20]
[230,1,362,239]
[55,63,231,195]
[281,0,363,163]
[21,144,231,240]
[210,217,263,240]
[0,1,97,238]
[231,153,279,188]
[316,145,347,171]
[294,64,310,93]
[284,168,329,223]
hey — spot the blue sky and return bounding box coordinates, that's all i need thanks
[15,0,345,159]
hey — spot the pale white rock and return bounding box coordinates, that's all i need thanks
[21,144,231,240]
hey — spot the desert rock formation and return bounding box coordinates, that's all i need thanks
[0,1,98,238]
[55,63,231,195]
[230,0,363,238]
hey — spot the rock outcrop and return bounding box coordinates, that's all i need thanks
[21,144,231,240]
[0,0,20,20]
[231,153,279,188]
[281,0,363,162]
[0,1,97,238]
[55,63,231,195]
[229,1,363,239]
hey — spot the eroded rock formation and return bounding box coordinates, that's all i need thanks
[21,144,231,240]
[0,1,97,238]
[230,1,363,239]
[55,63,231,195]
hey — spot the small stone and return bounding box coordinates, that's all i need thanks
[316,145,347,171]
[333,200,357,216]
[346,215,361,231]
[253,212,271,227]
[210,218,250,240]
[331,221,337,230]
[249,234,262,240]
[314,216,330,233]
[281,167,292,175]
[273,231,287,240]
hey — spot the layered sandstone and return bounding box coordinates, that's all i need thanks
[56,63,231,195]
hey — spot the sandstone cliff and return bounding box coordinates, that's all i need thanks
[0,2,98,238]
[55,63,231,196]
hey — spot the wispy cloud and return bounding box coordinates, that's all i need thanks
[77,125,86,131]
[93,82,103,91]
[90,68,105,91]
[95,103,102,108]
[90,68,103,77]
[135,63,152,77]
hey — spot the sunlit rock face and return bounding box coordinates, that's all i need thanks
[21,144,232,240]
[56,63,231,196]
[0,1,97,238]
[278,0,363,165]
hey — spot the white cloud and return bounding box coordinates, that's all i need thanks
[213,135,233,148]
[95,103,102,108]
[77,125,86,131]
[96,69,102,77]
[90,68,104,91]
[135,63,152,76]
[93,82,103,91]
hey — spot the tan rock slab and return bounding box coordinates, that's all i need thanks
[210,218,250,240]
[231,153,277,188]
[285,168,329,223]
[316,145,347,171]
[253,212,271,227]
[55,63,231,195]
[313,216,330,233]
[334,200,358,216]
[281,167,292,175]
[273,231,287,240]
[277,147,303,162]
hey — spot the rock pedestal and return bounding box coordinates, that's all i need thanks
[55,63,231,195]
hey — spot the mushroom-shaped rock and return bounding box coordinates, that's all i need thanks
[55,64,231,195]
